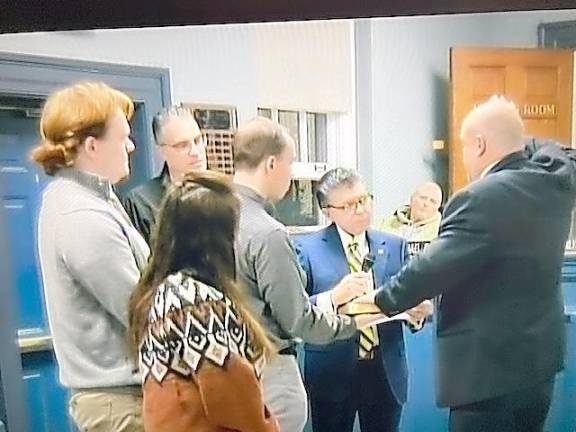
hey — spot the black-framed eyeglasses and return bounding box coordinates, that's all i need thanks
[325,193,374,214]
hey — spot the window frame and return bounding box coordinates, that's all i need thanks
[257,107,327,163]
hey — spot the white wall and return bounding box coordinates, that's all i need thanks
[0,25,257,122]
[0,20,355,123]
[365,9,576,221]
[254,21,354,112]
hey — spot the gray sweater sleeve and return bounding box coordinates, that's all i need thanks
[57,209,141,327]
[250,228,357,344]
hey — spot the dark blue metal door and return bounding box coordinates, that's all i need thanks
[0,101,158,432]
[0,108,74,432]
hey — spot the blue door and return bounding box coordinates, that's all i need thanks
[0,107,75,432]
[0,98,155,431]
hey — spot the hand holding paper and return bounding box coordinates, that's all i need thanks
[406,300,434,329]
[346,292,433,330]
[353,312,389,329]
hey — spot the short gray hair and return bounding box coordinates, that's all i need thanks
[152,106,194,146]
[316,168,362,209]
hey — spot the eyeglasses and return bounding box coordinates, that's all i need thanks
[161,136,207,154]
[325,193,374,214]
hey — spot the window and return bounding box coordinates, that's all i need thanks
[274,180,321,226]
[278,110,300,156]
[257,108,272,119]
[257,107,327,163]
[307,112,327,163]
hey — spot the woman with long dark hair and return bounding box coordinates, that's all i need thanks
[128,170,278,432]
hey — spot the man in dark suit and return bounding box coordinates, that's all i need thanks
[355,96,576,432]
[294,168,430,432]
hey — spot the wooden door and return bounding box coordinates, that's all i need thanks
[450,48,573,192]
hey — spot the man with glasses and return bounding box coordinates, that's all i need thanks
[123,106,207,242]
[293,168,431,432]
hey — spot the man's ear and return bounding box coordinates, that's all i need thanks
[475,134,487,157]
[322,207,333,222]
[264,155,276,173]
[82,136,98,158]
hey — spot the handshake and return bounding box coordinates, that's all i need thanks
[331,272,433,330]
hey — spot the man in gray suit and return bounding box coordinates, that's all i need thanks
[233,117,380,432]
[355,96,576,432]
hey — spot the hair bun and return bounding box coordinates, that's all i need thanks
[30,140,71,175]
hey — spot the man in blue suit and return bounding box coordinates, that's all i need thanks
[294,168,429,432]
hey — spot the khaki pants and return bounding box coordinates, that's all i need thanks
[69,387,143,432]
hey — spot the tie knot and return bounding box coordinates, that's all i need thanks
[349,242,359,253]
[348,241,363,263]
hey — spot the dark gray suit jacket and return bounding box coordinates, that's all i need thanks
[375,139,576,408]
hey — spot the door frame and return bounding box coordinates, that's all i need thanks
[0,51,172,177]
[0,206,27,432]
[0,51,171,432]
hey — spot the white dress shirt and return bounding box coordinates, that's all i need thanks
[316,226,373,312]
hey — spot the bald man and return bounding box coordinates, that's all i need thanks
[355,96,576,432]
[380,182,443,257]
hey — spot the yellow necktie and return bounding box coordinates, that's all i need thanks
[347,241,378,360]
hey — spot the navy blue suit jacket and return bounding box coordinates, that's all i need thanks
[294,223,409,404]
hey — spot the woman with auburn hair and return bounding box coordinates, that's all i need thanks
[128,170,279,432]
[33,81,149,431]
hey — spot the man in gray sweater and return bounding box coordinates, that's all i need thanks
[32,82,149,431]
[233,117,381,432]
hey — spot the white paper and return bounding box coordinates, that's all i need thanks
[359,312,422,330]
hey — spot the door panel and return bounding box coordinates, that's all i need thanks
[0,112,49,336]
[0,109,72,432]
[22,352,75,432]
[450,48,573,192]
[0,101,150,431]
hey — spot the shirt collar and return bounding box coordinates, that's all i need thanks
[55,167,113,200]
[336,225,368,254]
[235,183,279,216]
[159,163,171,189]
[235,184,267,206]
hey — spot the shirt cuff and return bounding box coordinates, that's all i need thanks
[316,291,335,313]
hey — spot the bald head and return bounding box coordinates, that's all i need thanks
[460,96,525,181]
[410,182,443,223]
